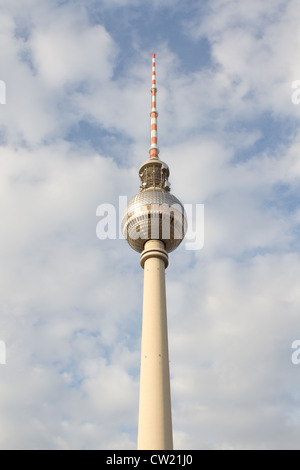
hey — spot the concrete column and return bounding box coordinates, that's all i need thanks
[138,240,173,450]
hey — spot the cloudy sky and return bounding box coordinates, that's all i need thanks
[1,0,300,450]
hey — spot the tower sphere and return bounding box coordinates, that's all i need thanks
[121,184,187,254]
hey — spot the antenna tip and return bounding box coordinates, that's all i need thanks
[153,53,156,59]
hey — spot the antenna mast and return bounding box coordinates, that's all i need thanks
[150,53,159,159]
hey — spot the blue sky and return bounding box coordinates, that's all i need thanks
[0,0,300,450]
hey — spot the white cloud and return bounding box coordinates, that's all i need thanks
[0,1,118,145]
[186,0,300,120]
[30,14,117,88]
[168,252,300,449]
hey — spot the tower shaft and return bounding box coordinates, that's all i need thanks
[138,240,173,450]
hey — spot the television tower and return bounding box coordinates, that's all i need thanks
[121,54,187,450]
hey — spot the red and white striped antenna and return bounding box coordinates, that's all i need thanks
[149,53,159,159]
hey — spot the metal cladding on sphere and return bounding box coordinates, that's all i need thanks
[121,187,187,253]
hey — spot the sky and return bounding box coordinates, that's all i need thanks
[0,0,300,450]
